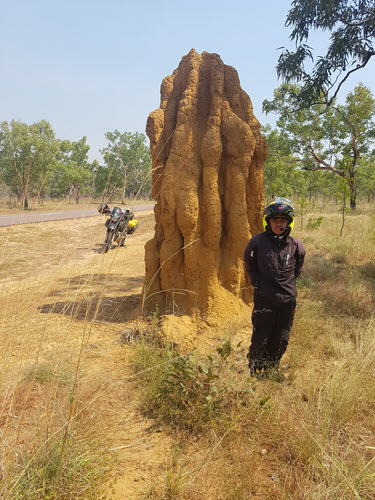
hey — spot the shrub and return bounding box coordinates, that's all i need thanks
[132,337,241,433]
[306,216,323,230]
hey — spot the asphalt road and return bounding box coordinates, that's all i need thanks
[0,204,154,227]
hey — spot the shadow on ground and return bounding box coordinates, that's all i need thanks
[39,273,145,323]
[38,293,141,323]
[46,274,144,297]
[92,243,106,254]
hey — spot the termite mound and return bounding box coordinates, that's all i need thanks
[141,49,267,348]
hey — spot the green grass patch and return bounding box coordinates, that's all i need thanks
[23,363,72,386]
[6,435,110,500]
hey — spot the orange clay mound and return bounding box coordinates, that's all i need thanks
[141,49,268,348]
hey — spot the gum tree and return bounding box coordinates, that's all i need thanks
[0,120,59,209]
[263,83,375,209]
[55,137,92,203]
[261,125,299,200]
[100,131,151,203]
[275,0,375,109]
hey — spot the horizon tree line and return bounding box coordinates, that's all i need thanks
[1,85,374,210]
[0,121,152,209]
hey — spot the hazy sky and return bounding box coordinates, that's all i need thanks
[1,0,374,161]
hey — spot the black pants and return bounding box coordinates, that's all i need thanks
[247,297,296,374]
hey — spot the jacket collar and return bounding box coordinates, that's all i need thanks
[266,231,290,242]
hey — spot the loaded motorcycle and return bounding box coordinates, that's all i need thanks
[97,204,138,253]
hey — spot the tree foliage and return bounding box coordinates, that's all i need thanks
[0,120,59,208]
[54,137,93,203]
[356,151,375,201]
[262,125,299,199]
[263,83,375,208]
[273,0,375,108]
[99,131,151,202]
[0,121,153,206]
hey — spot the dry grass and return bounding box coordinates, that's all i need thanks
[0,209,154,498]
[0,196,153,214]
[0,202,375,499]
[133,205,375,499]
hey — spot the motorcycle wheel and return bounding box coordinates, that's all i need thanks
[104,229,114,253]
[119,233,127,247]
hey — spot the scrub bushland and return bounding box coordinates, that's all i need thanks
[133,208,375,500]
[1,203,374,499]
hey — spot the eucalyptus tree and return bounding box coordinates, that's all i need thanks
[274,0,375,109]
[0,120,59,209]
[262,125,299,200]
[263,83,375,209]
[55,137,92,203]
[356,152,375,202]
[100,131,151,203]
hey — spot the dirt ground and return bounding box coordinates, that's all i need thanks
[0,211,253,499]
[0,211,176,498]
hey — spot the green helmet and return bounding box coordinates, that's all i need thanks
[263,197,295,235]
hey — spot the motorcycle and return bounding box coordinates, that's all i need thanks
[97,204,138,253]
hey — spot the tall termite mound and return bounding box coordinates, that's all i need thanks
[141,49,267,341]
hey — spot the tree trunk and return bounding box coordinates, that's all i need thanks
[348,168,356,210]
[75,187,80,204]
[68,185,74,204]
[121,170,127,205]
[349,126,359,210]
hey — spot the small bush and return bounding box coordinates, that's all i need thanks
[306,216,323,230]
[132,337,241,433]
[152,351,224,430]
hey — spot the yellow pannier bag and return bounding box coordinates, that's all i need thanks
[127,219,138,234]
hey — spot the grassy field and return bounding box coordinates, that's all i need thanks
[131,207,375,499]
[0,203,374,499]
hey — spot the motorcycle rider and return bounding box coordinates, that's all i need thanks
[244,197,305,377]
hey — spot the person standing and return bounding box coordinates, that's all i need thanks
[244,197,306,377]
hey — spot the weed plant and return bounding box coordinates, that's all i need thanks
[131,331,247,433]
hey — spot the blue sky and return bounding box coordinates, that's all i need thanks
[1,0,374,161]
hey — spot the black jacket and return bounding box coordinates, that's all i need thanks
[244,232,305,304]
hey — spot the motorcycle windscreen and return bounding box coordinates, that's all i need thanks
[111,207,122,218]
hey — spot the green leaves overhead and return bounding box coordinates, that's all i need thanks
[274,0,375,108]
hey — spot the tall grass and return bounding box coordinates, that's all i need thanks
[1,203,375,499]
[8,436,109,500]
[0,361,112,499]
[127,205,375,499]
[0,214,120,498]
